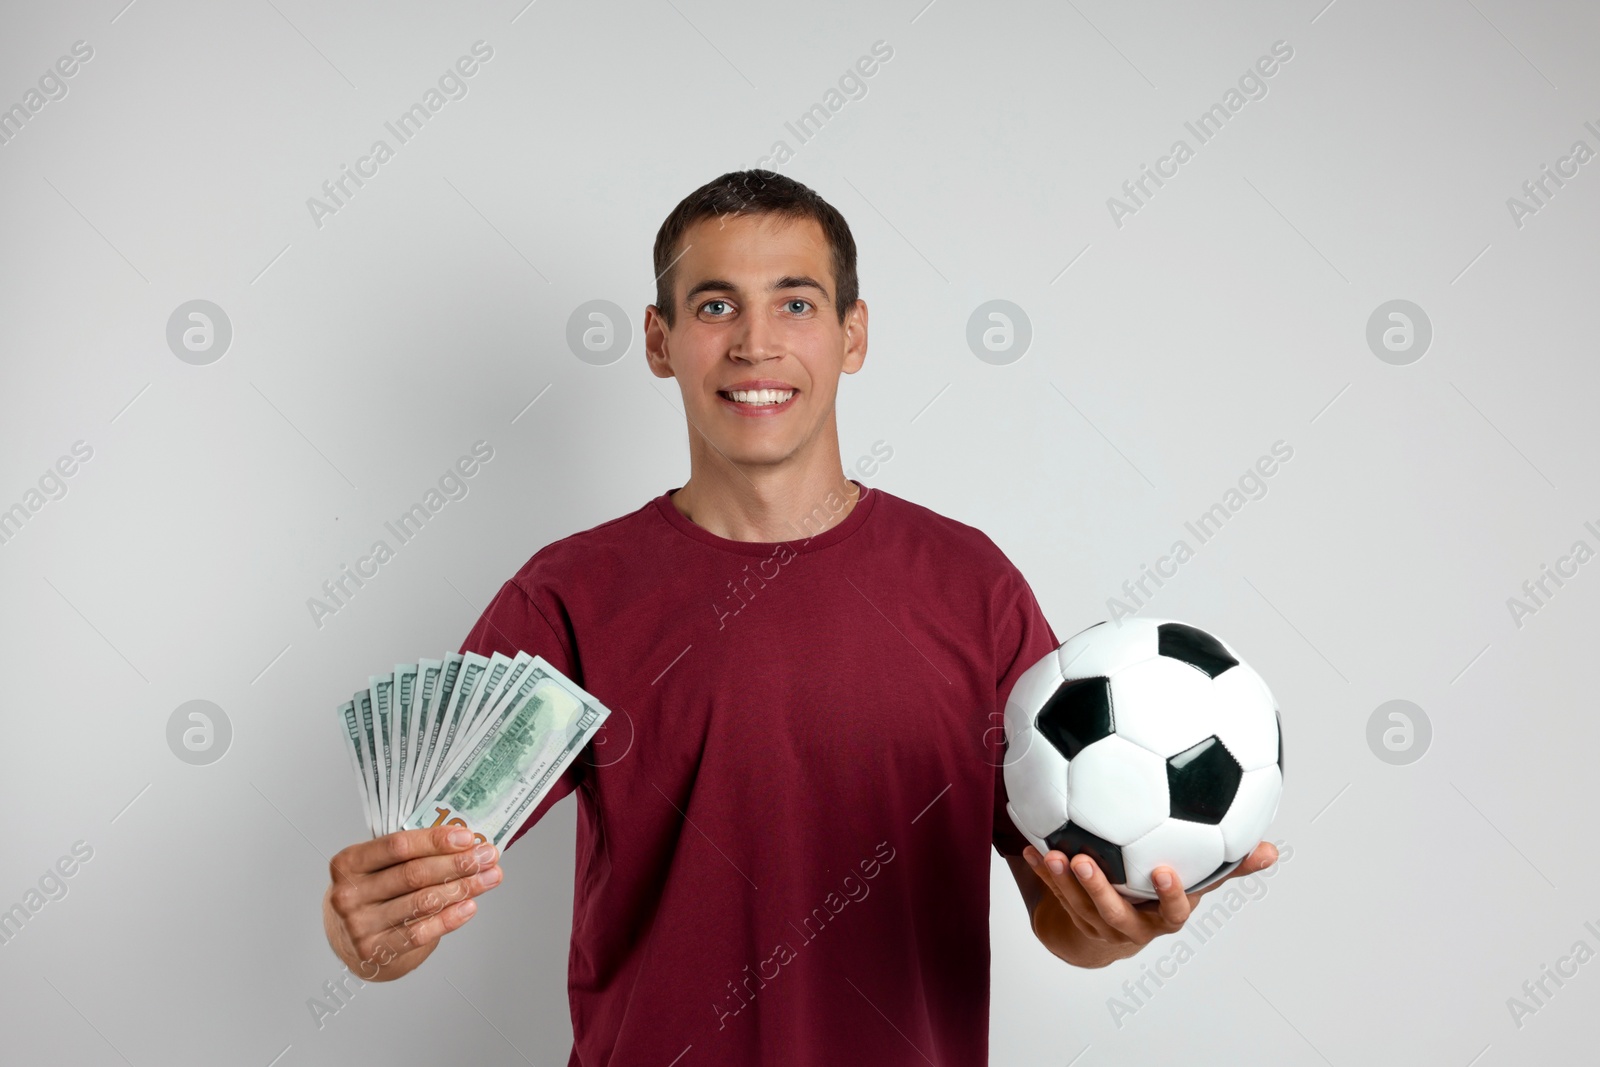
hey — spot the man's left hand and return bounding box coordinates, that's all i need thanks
[1022,840,1279,961]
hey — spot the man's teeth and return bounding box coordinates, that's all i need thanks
[724,389,795,405]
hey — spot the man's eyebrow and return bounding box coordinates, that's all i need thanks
[682,275,832,305]
[683,278,738,304]
[770,275,830,298]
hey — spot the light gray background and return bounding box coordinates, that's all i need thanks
[1,0,1595,1063]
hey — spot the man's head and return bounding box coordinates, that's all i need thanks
[645,171,868,479]
[651,170,858,329]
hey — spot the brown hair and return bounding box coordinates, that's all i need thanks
[652,170,859,328]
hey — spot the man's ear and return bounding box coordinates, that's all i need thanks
[644,305,674,379]
[842,299,868,375]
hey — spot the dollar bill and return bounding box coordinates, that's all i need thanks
[420,652,487,800]
[404,659,443,817]
[453,652,513,763]
[352,688,382,837]
[412,653,462,809]
[430,651,541,788]
[403,658,608,847]
[368,674,395,832]
[465,651,534,748]
[389,665,418,834]
[336,701,375,837]
[353,689,379,835]
[466,653,519,740]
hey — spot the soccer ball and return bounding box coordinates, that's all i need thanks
[1003,618,1283,900]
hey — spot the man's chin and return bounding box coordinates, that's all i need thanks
[701,442,799,473]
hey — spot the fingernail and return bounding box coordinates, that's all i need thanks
[1047,856,1065,876]
[1154,870,1173,890]
[1024,850,1039,869]
[459,898,477,915]
[1072,860,1093,881]
[479,866,503,887]
[448,829,473,848]
[474,844,498,867]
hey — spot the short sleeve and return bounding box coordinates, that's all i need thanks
[458,578,585,851]
[991,575,1060,858]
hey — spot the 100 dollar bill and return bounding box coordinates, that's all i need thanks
[403,658,607,847]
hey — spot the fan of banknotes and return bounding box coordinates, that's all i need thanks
[335,651,610,847]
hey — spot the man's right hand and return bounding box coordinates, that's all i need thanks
[322,826,503,981]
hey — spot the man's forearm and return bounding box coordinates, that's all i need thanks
[1031,891,1142,969]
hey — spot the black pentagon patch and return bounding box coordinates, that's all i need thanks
[1045,821,1126,884]
[1167,735,1242,824]
[1157,622,1238,679]
[1035,677,1114,760]
[1191,857,1241,893]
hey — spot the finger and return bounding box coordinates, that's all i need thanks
[1031,849,1115,941]
[1022,848,1091,934]
[332,825,480,881]
[1182,843,1282,915]
[1191,842,1281,905]
[350,864,505,939]
[1239,841,1279,874]
[1218,841,1278,882]
[1065,852,1142,940]
[397,892,481,949]
[353,897,478,971]
[354,843,500,908]
[1148,866,1191,927]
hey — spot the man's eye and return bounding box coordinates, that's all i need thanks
[785,299,812,314]
[700,300,732,317]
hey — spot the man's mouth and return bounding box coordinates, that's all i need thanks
[717,388,798,407]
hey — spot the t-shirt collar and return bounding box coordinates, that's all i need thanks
[653,480,877,556]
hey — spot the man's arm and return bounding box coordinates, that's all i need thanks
[1006,841,1280,968]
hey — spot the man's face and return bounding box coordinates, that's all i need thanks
[645,213,867,474]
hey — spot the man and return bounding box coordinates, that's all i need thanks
[321,170,1278,1064]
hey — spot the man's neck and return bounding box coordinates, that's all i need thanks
[671,466,861,543]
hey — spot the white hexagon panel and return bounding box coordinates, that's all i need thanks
[1065,735,1169,845]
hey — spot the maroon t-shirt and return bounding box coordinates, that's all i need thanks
[459,480,1060,1066]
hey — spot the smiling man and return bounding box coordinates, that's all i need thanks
[321,170,1277,1066]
